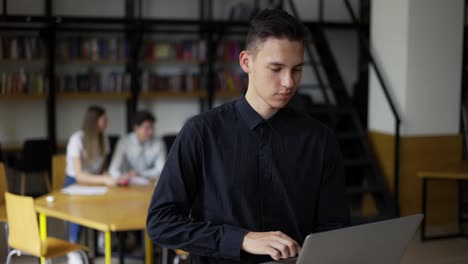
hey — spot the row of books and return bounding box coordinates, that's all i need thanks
[141,39,242,63]
[0,36,242,62]
[215,69,247,93]
[141,40,207,62]
[141,71,201,92]
[0,71,243,96]
[56,70,131,93]
[0,36,44,60]
[57,36,129,61]
[0,70,47,95]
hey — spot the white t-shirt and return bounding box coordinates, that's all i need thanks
[66,130,110,177]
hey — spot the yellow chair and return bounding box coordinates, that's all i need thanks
[51,154,66,191]
[0,163,8,222]
[0,163,8,251]
[5,192,89,263]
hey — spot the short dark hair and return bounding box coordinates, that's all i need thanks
[133,111,156,127]
[245,9,309,57]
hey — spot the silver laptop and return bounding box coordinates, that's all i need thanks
[262,214,423,264]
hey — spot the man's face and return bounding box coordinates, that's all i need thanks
[241,37,304,111]
[134,120,154,143]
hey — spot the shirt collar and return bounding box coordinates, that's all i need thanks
[236,95,265,130]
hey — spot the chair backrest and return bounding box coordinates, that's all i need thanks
[20,139,52,172]
[52,154,66,191]
[0,163,8,203]
[462,104,468,160]
[162,134,178,153]
[107,134,120,163]
[0,142,3,162]
[5,192,42,256]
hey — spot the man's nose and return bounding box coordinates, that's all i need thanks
[281,72,294,88]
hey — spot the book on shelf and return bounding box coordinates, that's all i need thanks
[0,36,43,60]
[217,40,242,62]
[215,69,247,93]
[0,70,46,95]
[141,70,201,93]
[57,36,128,61]
[56,69,131,94]
[142,39,206,63]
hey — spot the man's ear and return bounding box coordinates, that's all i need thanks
[239,50,251,73]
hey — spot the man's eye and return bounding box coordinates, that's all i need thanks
[294,68,302,72]
[271,68,281,72]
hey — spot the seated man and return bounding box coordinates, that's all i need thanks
[109,110,167,182]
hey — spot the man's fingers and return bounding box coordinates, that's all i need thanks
[269,241,291,259]
[266,247,281,260]
[272,233,299,257]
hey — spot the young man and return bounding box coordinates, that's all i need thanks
[147,9,349,264]
[109,111,166,181]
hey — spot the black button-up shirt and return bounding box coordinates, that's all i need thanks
[147,96,349,264]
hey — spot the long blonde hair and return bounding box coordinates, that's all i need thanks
[82,105,106,162]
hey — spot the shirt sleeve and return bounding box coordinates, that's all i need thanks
[66,132,82,159]
[146,120,248,261]
[108,137,126,178]
[139,138,167,179]
[315,130,350,232]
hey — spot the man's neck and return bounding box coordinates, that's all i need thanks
[134,133,145,145]
[245,89,278,119]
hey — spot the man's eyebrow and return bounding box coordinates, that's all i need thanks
[268,62,285,67]
[267,62,304,67]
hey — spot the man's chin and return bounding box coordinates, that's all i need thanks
[270,99,291,109]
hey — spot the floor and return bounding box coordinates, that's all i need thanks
[0,222,467,264]
[0,171,467,263]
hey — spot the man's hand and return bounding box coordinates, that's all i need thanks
[241,231,301,260]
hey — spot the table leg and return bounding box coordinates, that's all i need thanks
[421,178,427,240]
[162,248,168,264]
[118,232,125,264]
[145,231,153,264]
[458,180,465,236]
[105,231,112,264]
[39,213,47,264]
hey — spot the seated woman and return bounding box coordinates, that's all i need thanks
[64,105,125,264]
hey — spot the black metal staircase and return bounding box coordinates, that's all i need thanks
[286,0,396,224]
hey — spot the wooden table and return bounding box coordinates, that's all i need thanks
[35,183,156,264]
[419,161,468,240]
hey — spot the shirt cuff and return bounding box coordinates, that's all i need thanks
[220,225,249,260]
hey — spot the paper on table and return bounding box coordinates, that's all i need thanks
[62,185,108,195]
[129,176,150,186]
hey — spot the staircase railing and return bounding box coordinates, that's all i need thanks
[285,0,331,104]
[342,0,401,216]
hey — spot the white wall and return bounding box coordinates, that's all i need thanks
[139,99,199,136]
[369,0,464,135]
[0,101,47,143]
[0,0,360,144]
[2,0,44,15]
[368,0,409,134]
[56,100,127,143]
[404,0,463,135]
